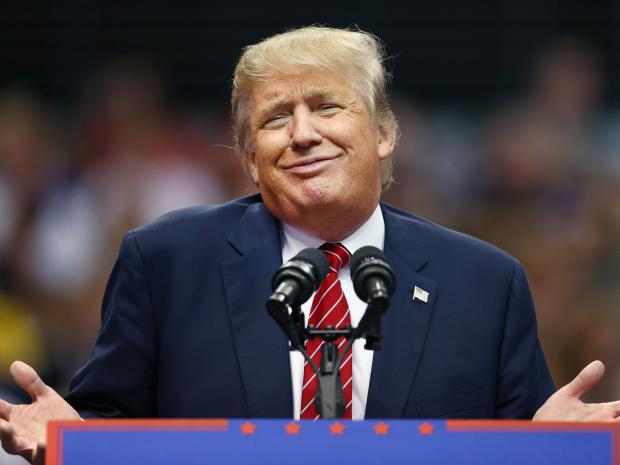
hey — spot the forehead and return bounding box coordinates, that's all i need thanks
[249,69,360,110]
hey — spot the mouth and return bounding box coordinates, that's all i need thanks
[284,155,341,176]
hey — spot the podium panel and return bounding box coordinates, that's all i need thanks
[47,419,618,465]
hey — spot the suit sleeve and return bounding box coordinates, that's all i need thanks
[65,232,158,418]
[495,261,555,418]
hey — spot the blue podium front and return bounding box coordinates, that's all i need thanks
[47,419,618,465]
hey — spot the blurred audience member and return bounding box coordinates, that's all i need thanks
[0,90,63,397]
[75,60,227,231]
[463,38,620,400]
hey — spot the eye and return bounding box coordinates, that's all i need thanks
[316,104,341,116]
[262,114,289,129]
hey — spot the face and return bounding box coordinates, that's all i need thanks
[245,68,394,236]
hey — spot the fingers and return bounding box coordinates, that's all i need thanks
[562,360,605,399]
[0,418,17,453]
[10,361,49,401]
[0,418,36,462]
[604,400,620,418]
[0,399,12,420]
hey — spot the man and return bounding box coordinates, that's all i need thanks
[1,25,619,465]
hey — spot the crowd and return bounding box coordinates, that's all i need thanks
[1,38,619,414]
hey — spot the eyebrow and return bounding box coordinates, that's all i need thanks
[254,87,345,124]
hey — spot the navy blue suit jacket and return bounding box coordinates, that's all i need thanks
[66,194,554,419]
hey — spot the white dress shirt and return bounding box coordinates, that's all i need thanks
[281,205,385,420]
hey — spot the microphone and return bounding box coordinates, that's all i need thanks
[350,246,395,308]
[266,248,329,351]
[267,248,329,312]
[351,246,395,344]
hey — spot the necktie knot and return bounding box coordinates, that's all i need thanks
[319,242,351,273]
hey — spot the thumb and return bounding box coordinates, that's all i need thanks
[561,360,605,399]
[9,361,49,401]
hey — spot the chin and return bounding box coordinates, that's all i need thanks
[296,184,339,208]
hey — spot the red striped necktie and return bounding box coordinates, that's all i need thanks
[300,242,352,420]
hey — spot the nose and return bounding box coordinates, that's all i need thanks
[290,107,322,148]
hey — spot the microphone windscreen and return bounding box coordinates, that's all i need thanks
[295,247,329,284]
[351,246,395,302]
[350,246,387,278]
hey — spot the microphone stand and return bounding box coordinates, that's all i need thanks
[285,300,388,419]
[269,244,395,419]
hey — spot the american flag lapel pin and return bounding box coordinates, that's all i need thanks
[412,286,429,303]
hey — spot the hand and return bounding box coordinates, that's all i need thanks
[533,360,620,422]
[0,361,81,465]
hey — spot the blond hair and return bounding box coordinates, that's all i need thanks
[232,26,398,190]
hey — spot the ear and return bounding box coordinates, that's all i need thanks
[376,122,396,161]
[244,150,260,185]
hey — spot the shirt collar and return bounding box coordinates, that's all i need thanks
[281,204,385,265]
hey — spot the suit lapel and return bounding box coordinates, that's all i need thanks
[365,206,438,418]
[221,201,293,418]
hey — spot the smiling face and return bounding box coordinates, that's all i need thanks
[245,68,395,241]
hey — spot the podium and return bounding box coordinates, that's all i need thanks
[47,419,618,464]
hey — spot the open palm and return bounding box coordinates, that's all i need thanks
[0,362,80,465]
[534,360,620,422]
